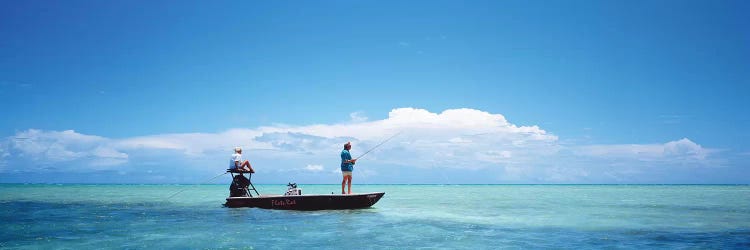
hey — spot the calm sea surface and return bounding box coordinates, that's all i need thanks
[1,184,748,249]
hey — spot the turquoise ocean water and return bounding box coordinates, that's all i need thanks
[1,184,748,249]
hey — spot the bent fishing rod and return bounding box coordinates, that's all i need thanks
[166,171,229,200]
[355,131,402,160]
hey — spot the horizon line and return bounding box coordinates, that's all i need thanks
[1,182,748,186]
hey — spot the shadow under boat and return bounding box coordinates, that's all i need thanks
[223,169,385,210]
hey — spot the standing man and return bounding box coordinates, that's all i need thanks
[230,147,255,173]
[341,142,357,194]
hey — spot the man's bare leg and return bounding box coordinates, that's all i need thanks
[346,176,352,194]
[341,176,346,194]
[240,160,254,173]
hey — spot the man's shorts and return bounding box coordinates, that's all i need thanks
[342,171,352,177]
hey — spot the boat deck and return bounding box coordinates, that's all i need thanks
[225,192,385,210]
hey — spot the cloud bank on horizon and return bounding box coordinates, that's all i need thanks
[0,107,722,184]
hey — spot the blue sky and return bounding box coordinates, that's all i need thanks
[1,0,748,184]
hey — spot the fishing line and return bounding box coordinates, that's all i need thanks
[166,171,229,200]
[355,131,402,160]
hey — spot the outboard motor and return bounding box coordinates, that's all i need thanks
[284,182,302,196]
[229,174,250,197]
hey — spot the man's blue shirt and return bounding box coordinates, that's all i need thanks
[341,149,353,172]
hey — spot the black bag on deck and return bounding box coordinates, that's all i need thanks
[229,174,250,197]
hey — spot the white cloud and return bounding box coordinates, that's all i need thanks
[0,141,9,169]
[0,108,721,183]
[8,129,127,169]
[9,129,127,162]
[349,111,368,123]
[304,164,324,172]
[3,108,554,171]
[541,166,590,182]
[448,137,472,144]
[575,138,710,163]
[476,150,513,163]
[89,147,128,167]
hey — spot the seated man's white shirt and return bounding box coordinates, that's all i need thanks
[229,153,243,169]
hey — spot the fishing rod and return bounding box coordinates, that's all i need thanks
[166,171,229,200]
[355,131,402,160]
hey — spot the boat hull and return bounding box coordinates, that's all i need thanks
[225,192,385,210]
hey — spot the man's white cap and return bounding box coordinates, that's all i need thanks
[234,147,242,153]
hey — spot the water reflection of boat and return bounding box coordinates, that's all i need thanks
[223,170,385,210]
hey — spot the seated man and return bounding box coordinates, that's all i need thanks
[230,147,255,173]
